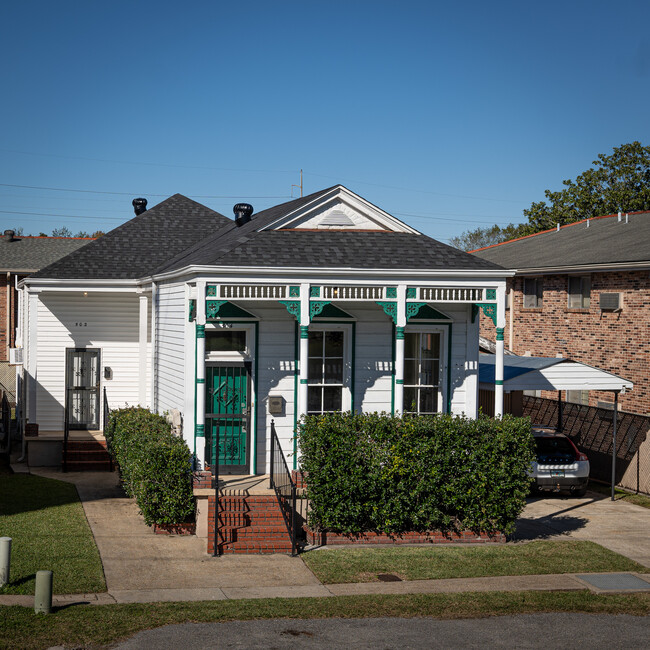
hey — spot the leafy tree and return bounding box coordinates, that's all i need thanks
[9,226,24,236]
[38,232,48,237]
[453,142,650,251]
[91,230,105,237]
[522,141,650,233]
[51,226,72,237]
[74,230,90,238]
[449,223,523,252]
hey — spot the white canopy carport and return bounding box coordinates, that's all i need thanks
[479,353,634,501]
[478,354,633,393]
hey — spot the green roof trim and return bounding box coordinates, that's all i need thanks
[312,303,354,319]
[409,304,452,321]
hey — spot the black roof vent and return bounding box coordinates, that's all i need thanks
[4,230,16,242]
[132,198,148,216]
[233,203,254,227]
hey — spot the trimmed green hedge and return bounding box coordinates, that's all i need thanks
[298,412,534,535]
[105,407,195,526]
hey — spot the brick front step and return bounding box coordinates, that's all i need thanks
[305,528,506,546]
[63,439,112,471]
[207,494,294,554]
[64,460,113,472]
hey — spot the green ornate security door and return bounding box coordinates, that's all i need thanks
[205,363,251,474]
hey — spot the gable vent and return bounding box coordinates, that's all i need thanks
[599,292,622,311]
[320,211,354,227]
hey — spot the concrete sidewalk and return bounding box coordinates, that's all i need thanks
[3,466,650,607]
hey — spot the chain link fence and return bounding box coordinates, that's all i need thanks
[523,395,650,495]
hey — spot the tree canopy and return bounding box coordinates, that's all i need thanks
[450,142,650,251]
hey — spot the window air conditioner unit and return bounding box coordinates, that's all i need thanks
[9,348,23,365]
[599,292,622,311]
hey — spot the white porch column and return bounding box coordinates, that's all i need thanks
[195,281,207,469]
[27,290,39,425]
[138,291,149,407]
[494,285,506,418]
[394,285,407,414]
[298,283,310,421]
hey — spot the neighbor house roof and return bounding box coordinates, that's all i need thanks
[0,234,94,273]
[470,211,650,272]
[28,187,505,281]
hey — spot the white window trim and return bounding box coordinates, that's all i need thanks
[307,322,353,413]
[403,324,448,414]
[204,322,255,363]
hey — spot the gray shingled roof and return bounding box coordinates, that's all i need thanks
[30,188,504,280]
[471,211,650,270]
[0,235,93,273]
[31,194,231,280]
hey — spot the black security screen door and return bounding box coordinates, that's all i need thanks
[65,348,100,430]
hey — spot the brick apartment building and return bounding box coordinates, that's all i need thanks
[471,211,650,416]
[0,230,93,395]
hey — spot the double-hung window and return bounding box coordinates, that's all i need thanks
[307,329,347,414]
[523,277,543,309]
[404,331,442,414]
[568,275,590,309]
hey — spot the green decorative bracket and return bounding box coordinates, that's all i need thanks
[309,286,321,298]
[206,285,217,297]
[279,300,301,322]
[385,287,397,299]
[474,303,497,326]
[188,299,196,322]
[206,300,227,320]
[485,288,496,300]
[310,301,331,319]
[406,287,417,299]
[471,304,479,323]
[196,323,205,338]
[376,301,397,324]
[289,286,300,297]
[406,302,426,321]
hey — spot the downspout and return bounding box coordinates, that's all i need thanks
[508,286,515,352]
[611,391,619,501]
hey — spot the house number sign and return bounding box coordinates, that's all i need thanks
[74,322,88,327]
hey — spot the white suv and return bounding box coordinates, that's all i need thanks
[532,431,589,496]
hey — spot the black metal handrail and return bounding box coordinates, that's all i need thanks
[63,402,69,473]
[269,420,304,556]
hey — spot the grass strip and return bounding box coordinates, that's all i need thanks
[2,591,650,649]
[302,540,646,584]
[588,484,650,509]
[0,473,106,595]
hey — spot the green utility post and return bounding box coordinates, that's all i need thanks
[34,570,53,614]
[0,537,11,587]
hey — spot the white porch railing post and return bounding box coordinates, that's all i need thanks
[298,283,310,422]
[138,291,149,407]
[394,285,407,414]
[494,285,506,418]
[195,281,207,469]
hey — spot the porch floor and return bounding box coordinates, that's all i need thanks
[214,474,274,496]
[28,429,106,442]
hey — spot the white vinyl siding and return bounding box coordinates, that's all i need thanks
[156,281,187,415]
[34,292,145,431]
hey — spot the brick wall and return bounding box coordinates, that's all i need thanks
[0,275,11,362]
[480,270,650,415]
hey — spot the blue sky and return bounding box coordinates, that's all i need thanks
[1,1,648,242]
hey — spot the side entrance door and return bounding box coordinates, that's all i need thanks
[65,348,100,430]
[205,363,251,474]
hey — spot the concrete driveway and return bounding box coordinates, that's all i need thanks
[514,490,650,567]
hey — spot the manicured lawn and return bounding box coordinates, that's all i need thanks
[302,540,645,584]
[588,483,650,509]
[2,592,650,649]
[0,472,106,595]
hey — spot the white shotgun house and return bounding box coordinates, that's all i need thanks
[18,186,510,474]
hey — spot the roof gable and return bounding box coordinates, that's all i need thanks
[260,186,419,233]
